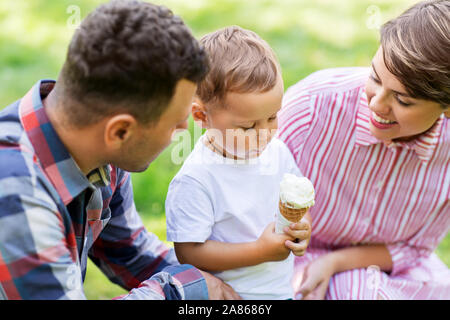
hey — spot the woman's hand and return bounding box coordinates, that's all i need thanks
[296,244,392,300]
[283,216,311,256]
[296,253,338,300]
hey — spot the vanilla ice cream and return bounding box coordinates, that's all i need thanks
[275,174,315,234]
[279,173,315,209]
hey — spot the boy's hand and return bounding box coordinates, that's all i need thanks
[283,216,311,256]
[256,222,295,261]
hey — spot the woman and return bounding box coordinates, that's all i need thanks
[278,0,449,299]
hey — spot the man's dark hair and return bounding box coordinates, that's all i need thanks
[59,0,209,127]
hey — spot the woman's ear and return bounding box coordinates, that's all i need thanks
[192,100,209,128]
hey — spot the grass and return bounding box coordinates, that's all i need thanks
[0,0,447,299]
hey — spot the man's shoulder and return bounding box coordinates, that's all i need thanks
[0,145,62,221]
[0,99,24,145]
[0,98,41,188]
[0,144,49,194]
[0,144,34,177]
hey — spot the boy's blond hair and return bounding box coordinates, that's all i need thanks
[196,26,280,107]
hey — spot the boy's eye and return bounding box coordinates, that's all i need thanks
[268,115,277,121]
[240,123,256,130]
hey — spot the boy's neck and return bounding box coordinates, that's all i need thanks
[203,134,259,164]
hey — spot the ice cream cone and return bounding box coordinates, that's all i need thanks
[278,199,308,223]
[275,173,315,234]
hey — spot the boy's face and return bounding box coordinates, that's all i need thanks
[203,76,284,159]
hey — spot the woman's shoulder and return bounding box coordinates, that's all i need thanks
[285,67,370,98]
[282,67,370,122]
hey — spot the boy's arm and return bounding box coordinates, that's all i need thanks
[175,222,295,272]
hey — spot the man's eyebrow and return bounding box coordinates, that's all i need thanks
[371,62,411,98]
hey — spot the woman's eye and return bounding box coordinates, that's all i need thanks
[370,74,381,84]
[268,115,277,121]
[396,96,412,107]
[393,93,413,106]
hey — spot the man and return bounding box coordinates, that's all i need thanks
[0,0,239,300]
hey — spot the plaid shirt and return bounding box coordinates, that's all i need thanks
[0,80,208,300]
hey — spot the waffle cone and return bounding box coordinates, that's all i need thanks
[278,199,308,223]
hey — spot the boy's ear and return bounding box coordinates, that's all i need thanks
[444,106,450,118]
[192,101,209,128]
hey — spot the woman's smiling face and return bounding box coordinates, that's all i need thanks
[364,47,448,142]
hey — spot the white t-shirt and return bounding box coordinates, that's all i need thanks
[165,135,302,300]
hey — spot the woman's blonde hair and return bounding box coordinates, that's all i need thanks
[380,0,450,107]
[196,26,280,107]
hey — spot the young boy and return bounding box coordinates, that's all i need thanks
[165,26,312,300]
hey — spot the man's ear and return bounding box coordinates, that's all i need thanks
[191,100,209,128]
[104,114,137,149]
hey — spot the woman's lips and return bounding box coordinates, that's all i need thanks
[370,111,397,129]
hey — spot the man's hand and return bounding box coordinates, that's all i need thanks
[256,222,295,261]
[198,270,242,300]
[283,216,311,256]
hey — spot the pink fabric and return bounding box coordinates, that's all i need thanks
[277,67,450,299]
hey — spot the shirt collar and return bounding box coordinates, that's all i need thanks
[19,79,110,205]
[355,87,443,163]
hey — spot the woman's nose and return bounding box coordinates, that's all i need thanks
[369,89,391,115]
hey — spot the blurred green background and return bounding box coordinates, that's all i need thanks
[0,0,448,299]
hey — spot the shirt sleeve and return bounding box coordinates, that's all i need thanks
[386,243,432,276]
[0,151,86,300]
[165,174,215,243]
[88,170,208,300]
[276,81,313,162]
[385,207,449,276]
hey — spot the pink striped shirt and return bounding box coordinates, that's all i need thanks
[278,67,449,299]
